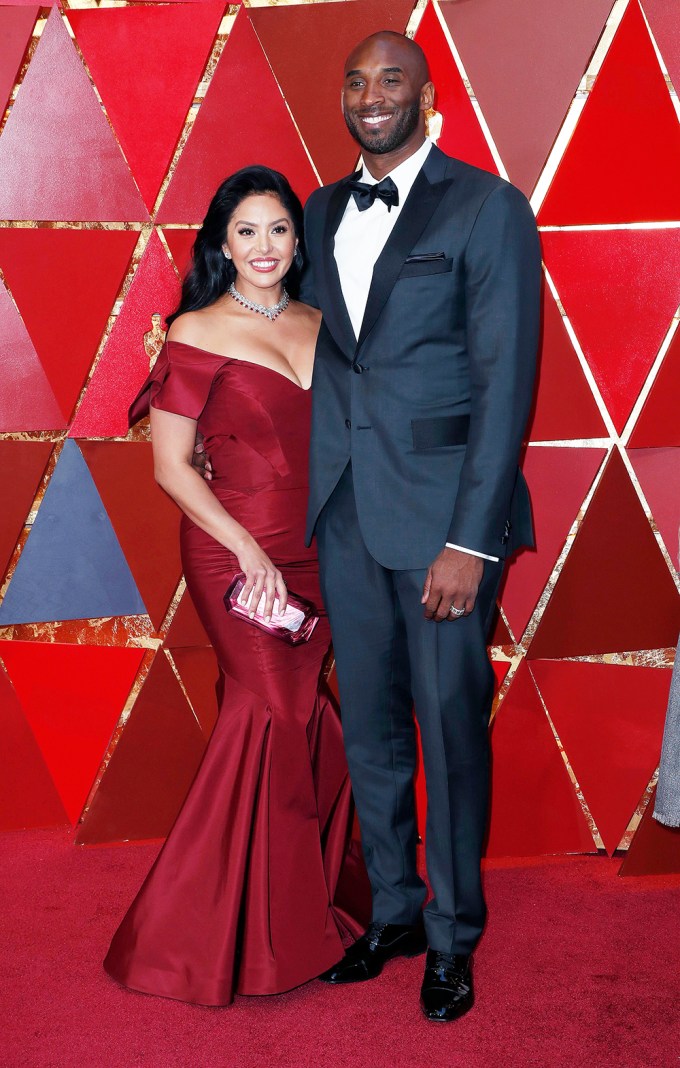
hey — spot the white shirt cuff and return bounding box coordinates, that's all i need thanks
[445,542,500,563]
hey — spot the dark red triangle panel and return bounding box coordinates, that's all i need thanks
[69,232,180,438]
[487,608,513,647]
[79,442,182,631]
[1,642,144,824]
[0,441,52,581]
[0,228,137,424]
[252,0,421,185]
[539,0,680,224]
[499,446,606,641]
[157,9,319,224]
[531,660,671,854]
[439,0,612,197]
[161,228,197,281]
[0,9,147,222]
[68,3,224,212]
[618,787,680,876]
[642,0,680,96]
[486,662,595,858]
[525,280,607,442]
[76,653,207,845]
[0,281,63,431]
[628,447,680,573]
[413,3,498,174]
[528,449,680,659]
[171,646,220,740]
[0,662,68,831]
[628,327,680,447]
[164,588,211,647]
[0,6,37,118]
[542,229,680,433]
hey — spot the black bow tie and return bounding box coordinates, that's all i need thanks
[348,176,399,213]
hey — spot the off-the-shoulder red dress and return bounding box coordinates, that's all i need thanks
[103,341,369,1005]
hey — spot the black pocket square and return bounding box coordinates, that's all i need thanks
[399,255,452,279]
[405,252,446,263]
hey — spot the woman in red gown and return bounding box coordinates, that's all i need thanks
[104,167,368,1006]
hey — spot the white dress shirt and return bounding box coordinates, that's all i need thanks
[334,138,432,339]
[333,139,499,564]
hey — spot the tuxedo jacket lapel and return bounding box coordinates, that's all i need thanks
[356,152,453,353]
[319,174,358,360]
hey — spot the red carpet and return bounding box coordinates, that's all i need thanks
[1,830,677,1068]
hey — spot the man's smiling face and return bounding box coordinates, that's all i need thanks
[341,33,433,158]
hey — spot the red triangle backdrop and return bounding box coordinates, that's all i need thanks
[528,449,680,659]
[80,442,182,631]
[0,6,37,118]
[486,662,595,858]
[0,228,137,424]
[76,652,207,844]
[538,0,680,225]
[157,9,319,224]
[541,229,680,434]
[525,280,607,442]
[164,588,211,648]
[0,281,64,431]
[488,609,514,647]
[68,2,225,212]
[499,446,605,641]
[0,662,68,831]
[251,0,417,185]
[439,0,612,197]
[413,2,498,174]
[642,0,680,95]
[618,786,680,876]
[1,2,678,861]
[628,447,680,574]
[1,641,144,824]
[0,441,52,581]
[0,9,147,222]
[171,646,220,740]
[161,228,198,282]
[628,327,680,448]
[531,660,672,854]
[69,232,181,438]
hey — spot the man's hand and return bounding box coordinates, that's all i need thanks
[421,547,484,622]
[192,432,212,481]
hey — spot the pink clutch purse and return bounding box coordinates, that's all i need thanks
[223,573,320,645]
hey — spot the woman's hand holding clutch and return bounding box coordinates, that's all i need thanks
[233,533,288,622]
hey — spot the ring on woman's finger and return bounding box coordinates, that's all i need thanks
[449,604,465,617]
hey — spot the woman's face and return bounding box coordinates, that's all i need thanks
[223,193,297,295]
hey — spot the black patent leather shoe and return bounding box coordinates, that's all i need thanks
[420,949,474,1022]
[318,920,427,984]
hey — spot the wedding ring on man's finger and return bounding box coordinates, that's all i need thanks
[449,604,465,617]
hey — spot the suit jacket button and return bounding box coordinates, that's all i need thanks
[345,419,351,429]
[353,363,364,374]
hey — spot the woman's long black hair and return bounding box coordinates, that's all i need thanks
[166,166,305,326]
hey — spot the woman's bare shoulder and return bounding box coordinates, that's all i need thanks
[291,300,322,327]
[166,311,210,346]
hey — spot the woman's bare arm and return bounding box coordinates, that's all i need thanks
[150,406,287,618]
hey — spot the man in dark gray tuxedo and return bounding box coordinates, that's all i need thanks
[300,31,540,1021]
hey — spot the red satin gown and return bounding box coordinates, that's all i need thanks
[104,340,369,1005]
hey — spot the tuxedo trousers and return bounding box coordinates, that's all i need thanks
[316,463,502,955]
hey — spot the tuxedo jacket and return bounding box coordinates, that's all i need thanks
[300,145,541,570]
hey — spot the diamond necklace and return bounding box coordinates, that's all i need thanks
[228,282,289,321]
